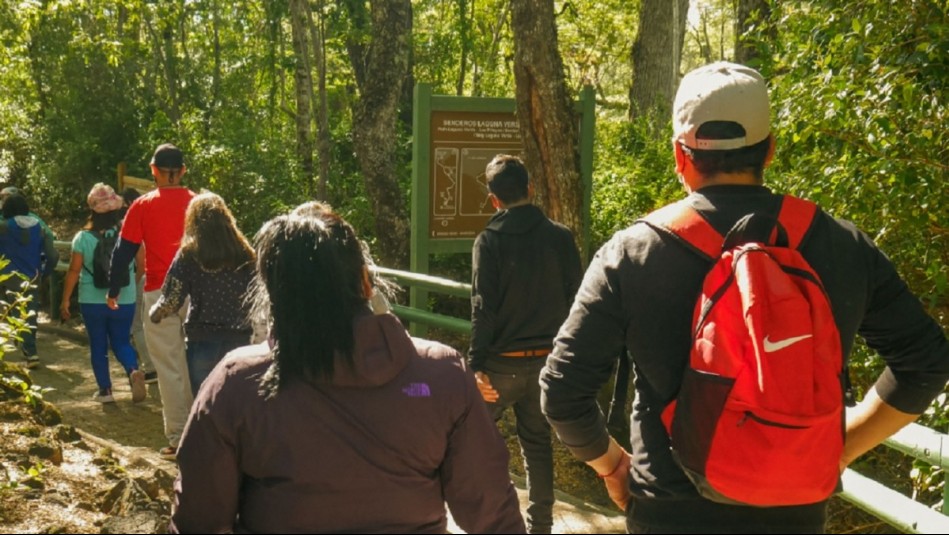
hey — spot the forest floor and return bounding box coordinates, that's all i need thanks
[0,314,177,534]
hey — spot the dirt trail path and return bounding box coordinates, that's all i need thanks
[30,317,170,460]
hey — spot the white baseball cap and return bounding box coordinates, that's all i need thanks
[673,61,770,151]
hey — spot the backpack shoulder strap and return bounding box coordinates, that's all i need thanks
[641,195,821,257]
[776,195,819,250]
[639,199,722,260]
[81,230,101,275]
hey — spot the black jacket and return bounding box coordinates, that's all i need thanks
[540,185,949,529]
[469,204,582,371]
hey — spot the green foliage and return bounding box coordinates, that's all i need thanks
[590,114,679,250]
[759,12,949,500]
[0,260,47,409]
[556,0,637,98]
[762,1,948,311]
[738,0,949,519]
[681,0,737,70]
[414,0,516,97]
[0,0,945,317]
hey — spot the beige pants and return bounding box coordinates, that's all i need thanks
[132,278,152,368]
[142,289,192,447]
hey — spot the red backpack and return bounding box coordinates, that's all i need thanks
[642,195,844,506]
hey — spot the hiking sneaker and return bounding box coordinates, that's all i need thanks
[24,354,39,369]
[143,370,159,384]
[129,369,146,403]
[94,388,115,404]
[159,446,177,461]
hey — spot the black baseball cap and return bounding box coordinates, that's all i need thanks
[150,143,184,168]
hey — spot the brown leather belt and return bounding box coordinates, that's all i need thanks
[499,348,552,358]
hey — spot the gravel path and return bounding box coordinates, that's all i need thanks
[29,317,170,460]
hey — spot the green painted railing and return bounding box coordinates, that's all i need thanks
[370,265,949,534]
[370,266,471,334]
[835,422,949,532]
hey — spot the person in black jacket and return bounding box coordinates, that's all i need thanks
[539,61,949,533]
[469,154,582,534]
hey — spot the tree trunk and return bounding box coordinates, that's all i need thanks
[203,0,222,137]
[510,0,585,257]
[309,0,331,203]
[735,0,773,65]
[456,0,471,96]
[628,0,689,120]
[289,0,315,194]
[160,19,182,123]
[473,2,510,97]
[263,3,282,123]
[345,0,412,268]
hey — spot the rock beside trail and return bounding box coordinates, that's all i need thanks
[101,510,167,535]
[0,398,175,534]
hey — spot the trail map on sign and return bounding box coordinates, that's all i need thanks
[429,111,522,239]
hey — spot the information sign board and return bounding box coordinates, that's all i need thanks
[428,110,523,239]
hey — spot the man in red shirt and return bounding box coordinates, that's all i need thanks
[108,143,195,459]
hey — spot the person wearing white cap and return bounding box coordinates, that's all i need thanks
[106,143,195,460]
[539,62,949,532]
[59,183,145,404]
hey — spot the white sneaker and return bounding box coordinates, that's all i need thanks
[129,370,146,403]
[24,355,39,369]
[94,388,115,404]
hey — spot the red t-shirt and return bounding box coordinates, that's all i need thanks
[121,186,195,292]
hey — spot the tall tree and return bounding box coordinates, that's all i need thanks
[455,0,472,95]
[472,1,511,97]
[146,2,184,124]
[309,0,331,202]
[735,0,773,64]
[628,0,689,119]
[343,0,413,268]
[289,0,315,194]
[510,0,585,256]
[202,0,222,137]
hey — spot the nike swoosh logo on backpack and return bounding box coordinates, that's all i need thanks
[763,334,813,353]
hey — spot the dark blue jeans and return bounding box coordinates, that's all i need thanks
[186,338,247,396]
[80,303,138,390]
[483,356,554,534]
